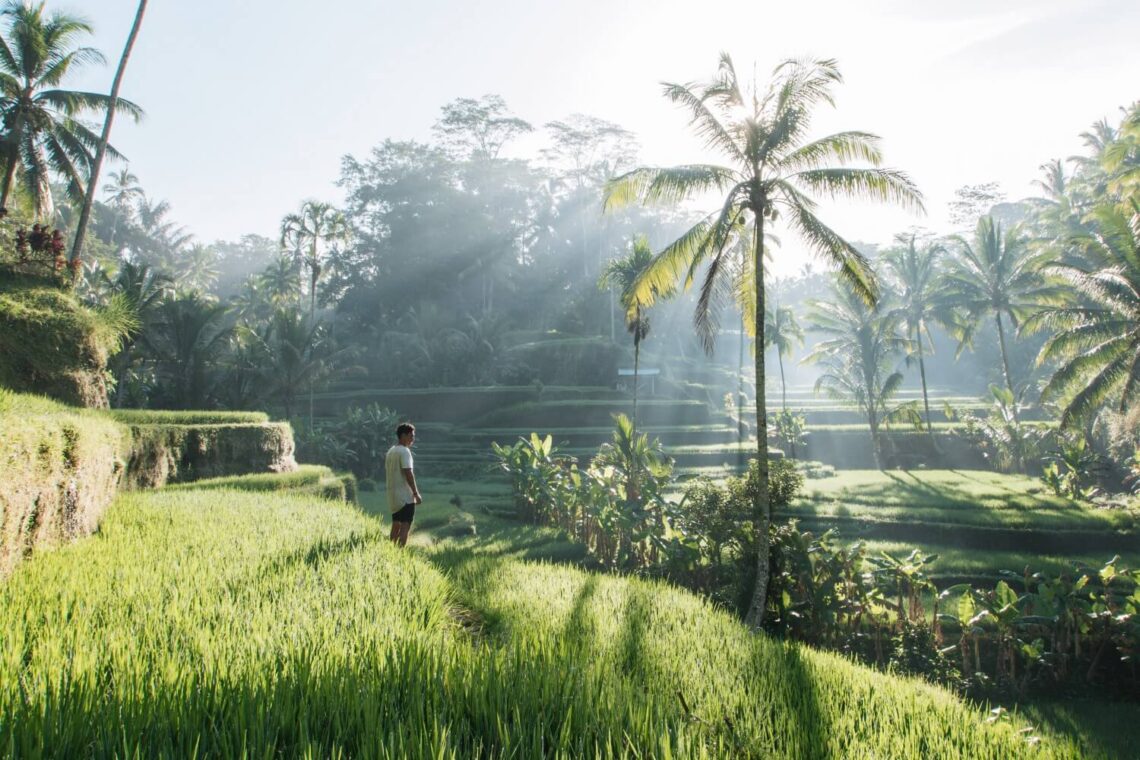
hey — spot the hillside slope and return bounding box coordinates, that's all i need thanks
[0,484,1121,758]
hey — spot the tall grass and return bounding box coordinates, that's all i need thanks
[0,487,1092,757]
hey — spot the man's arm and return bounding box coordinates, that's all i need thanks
[402,467,422,504]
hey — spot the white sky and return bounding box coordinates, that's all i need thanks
[71,0,1139,274]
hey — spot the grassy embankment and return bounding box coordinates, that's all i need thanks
[3,471,1131,757]
[0,391,303,573]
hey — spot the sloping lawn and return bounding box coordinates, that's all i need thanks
[0,479,1114,757]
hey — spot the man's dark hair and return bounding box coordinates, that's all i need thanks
[396,422,415,439]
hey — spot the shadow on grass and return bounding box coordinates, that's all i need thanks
[1015,698,1140,760]
[763,642,831,757]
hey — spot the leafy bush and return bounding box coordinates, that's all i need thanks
[947,385,1054,474]
[664,458,803,612]
[770,409,808,458]
[294,404,397,479]
[491,415,675,568]
[1040,433,1103,500]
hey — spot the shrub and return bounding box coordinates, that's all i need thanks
[770,409,808,458]
[358,477,377,492]
[661,458,803,612]
[294,404,396,479]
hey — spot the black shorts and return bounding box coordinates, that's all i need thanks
[392,503,416,524]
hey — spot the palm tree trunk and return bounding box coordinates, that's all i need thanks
[631,318,640,499]
[114,342,133,406]
[738,312,746,467]
[69,0,148,267]
[778,351,787,413]
[0,110,27,212]
[745,211,771,630]
[915,326,933,435]
[869,410,882,469]
[778,351,796,459]
[0,147,19,212]
[994,312,1020,423]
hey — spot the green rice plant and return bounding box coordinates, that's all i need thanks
[165,465,355,502]
[3,486,1086,757]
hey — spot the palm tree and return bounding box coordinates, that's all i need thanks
[603,54,922,627]
[103,260,170,404]
[943,216,1062,420]
[258,254,302,306]
[103,166,141,208]
[804,284,914,468]
[764,298,803,413]
[1104,103,1139,200]
[881,234,947,434]
[148,293,231,410]
[70,0,148,267]
[101,166,141,247]
[249,307,353,423]
[0,2,142,217]
[177,243,219,294]
[132,195,190,269]
[1030,201,1140,428]
[279,201,350,319]
[598,235,674,463]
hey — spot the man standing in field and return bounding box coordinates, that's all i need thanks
[385,422,421,547]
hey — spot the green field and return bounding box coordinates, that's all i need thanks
[4,475,1134,757]
[788,469,1136,532]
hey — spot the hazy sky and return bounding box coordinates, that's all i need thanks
[70,0,1139,272]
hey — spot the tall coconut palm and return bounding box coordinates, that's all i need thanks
[1030,201,1140,428]
[101,166,141,247]
[943,216,1063,420]
[103,166,141,208]
[603,54,922,627]
[764,298,803,413]
[598,234,675,494]
[804,284,914,468]
[132,195,190,269]
[0,1,142,218]
[280,201,350,319]
[881,234,948,434]
[70,0,148,267]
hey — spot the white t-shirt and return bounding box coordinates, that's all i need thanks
[385,444,414,511]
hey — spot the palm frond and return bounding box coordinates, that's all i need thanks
[627,218,714,307]
[786,202,879,305]
[660,79,746,163]
[602,165,737,211]
[790,167,925,212]
[777,131,884,171]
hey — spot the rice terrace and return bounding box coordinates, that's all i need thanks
[2,0,1139,757]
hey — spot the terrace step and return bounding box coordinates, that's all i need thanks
[466,425,742,449]
[468,399,719,428]
[781,513,1138,554]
